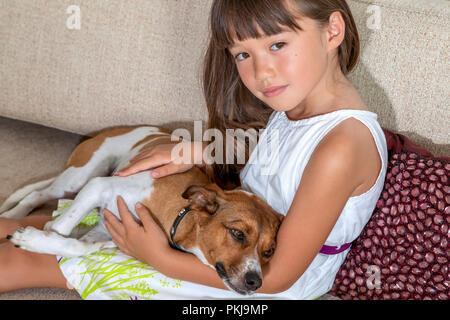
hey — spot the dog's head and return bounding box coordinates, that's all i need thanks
[181,183,283,295]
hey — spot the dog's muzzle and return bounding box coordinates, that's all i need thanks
[215,262,263,294]
[244,271,262,291]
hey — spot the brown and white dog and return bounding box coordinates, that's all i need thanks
[0,126,283,295]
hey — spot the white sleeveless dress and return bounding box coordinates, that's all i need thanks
[239,109,388,299]
[57,109,387,300]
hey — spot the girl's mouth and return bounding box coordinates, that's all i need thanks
[262,85,288,98]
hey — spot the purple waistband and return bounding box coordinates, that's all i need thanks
[319,242,352,255]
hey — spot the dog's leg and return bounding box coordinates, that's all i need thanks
[0,165,104,219]
[1,127,163,220]
[0,178,56,214]
[47,172,153,237]
[44,177,112,236]
[0,138,122,220]
[0,176,70,219]
[8,227,116,257]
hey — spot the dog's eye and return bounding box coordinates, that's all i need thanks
[263,247,274,258]
[229,228,245,243]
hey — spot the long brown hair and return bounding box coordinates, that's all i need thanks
[202,0,360,189]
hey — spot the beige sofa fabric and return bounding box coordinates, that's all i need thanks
[347,0,449,156]
[0,0,211,134]
[0,0,448,156]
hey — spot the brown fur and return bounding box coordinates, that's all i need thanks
[65,127,137,169]
[131,130,173,150]
[141,167,211,242]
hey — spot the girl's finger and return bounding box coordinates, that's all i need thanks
[152,161,194,179]
[115,159,151,176]
[116,196,139,229]
[114,160,147,176]
[104,220,126,248]
[151,162,181,179]
[135,203,156,232]
[128,155,147,164]
[130,150,152,162]
[116,157,165,177]
[103,209,126,236]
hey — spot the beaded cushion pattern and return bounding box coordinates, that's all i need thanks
[330,152,449,300]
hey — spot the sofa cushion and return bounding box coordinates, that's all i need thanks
[0,0,448,156]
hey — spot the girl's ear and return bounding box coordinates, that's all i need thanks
[326,11,345,50]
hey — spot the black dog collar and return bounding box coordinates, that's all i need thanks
[170,206,191,253]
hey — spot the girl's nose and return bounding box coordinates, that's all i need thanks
[253,57,275,81]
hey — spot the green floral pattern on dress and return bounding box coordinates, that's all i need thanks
[52,199,99,227]
[54,200,182,300]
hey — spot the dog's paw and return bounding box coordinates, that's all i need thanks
[7,227,47,252]
[43,220,55,231]
[43,219,72,237]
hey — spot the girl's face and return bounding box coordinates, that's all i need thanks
[228,16,338,118]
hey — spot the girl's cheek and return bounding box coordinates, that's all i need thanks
[284,49,321,85]
[237,65,255,91]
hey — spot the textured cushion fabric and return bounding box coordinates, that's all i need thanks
[329,131,449,300]
[330,151,449,300]
[0,0,448,156]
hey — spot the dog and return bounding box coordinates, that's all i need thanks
[0,126,283,295]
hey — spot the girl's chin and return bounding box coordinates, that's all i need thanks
[260,97,300,112]
[265,102,300,113]
[256,91,303,113]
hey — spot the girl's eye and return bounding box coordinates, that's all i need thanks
[233,42,285,61]
[230,228,246,243]
[270,42,286,51]
[235,52,249,61]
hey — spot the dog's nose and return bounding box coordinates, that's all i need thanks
[244,271,262,291]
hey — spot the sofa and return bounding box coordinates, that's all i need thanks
[0,0,448,300]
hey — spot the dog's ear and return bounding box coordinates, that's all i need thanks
[182,184,221,214]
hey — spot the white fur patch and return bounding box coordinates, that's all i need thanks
[9,226,115,257]
[240,247,262,276]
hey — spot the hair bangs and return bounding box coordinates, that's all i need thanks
[210,0,303,49]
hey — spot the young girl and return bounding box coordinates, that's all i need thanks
[0,0,387,299]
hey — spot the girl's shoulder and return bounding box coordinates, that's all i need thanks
[314,115,382,197]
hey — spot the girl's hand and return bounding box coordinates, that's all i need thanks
[115,141,204,178]
[103,196,170,266]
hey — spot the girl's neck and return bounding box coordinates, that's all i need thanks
[286,69,367,121]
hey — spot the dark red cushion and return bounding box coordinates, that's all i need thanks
[329,151,449,300]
